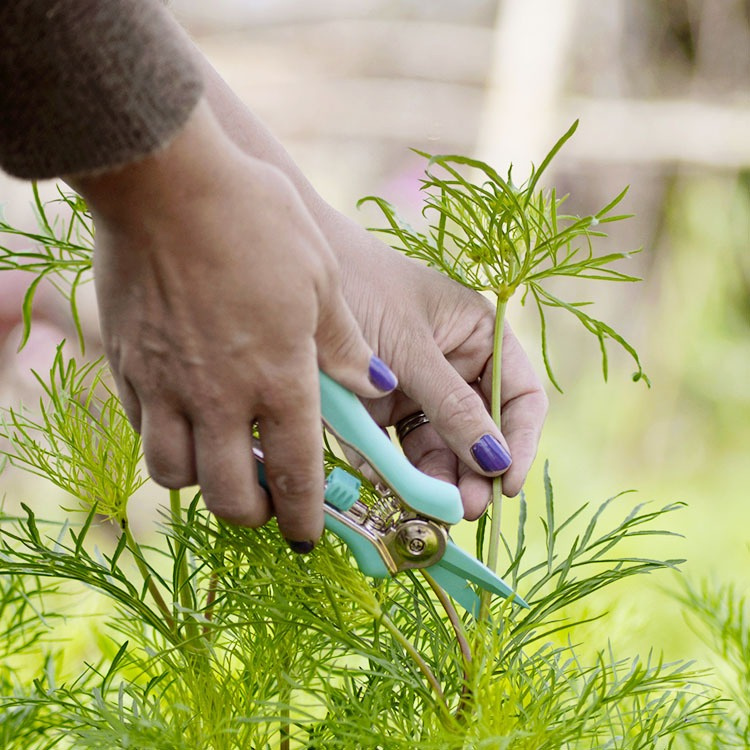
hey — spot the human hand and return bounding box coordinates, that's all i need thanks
[69,101,396,549]
[317,209,548,519]
[189,56,545,519]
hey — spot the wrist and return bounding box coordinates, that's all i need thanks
[68,99,249,229]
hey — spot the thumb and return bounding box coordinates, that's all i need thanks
[315,286,397,399]
[400,346,512,477]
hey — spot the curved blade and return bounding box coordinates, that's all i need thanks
[428,540,528,611]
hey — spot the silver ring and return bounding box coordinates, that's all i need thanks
[395,411,430,443]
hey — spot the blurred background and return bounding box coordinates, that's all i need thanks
[1,0,748,667]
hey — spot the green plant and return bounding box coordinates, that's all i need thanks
[0,184,92,353]
[360,120,648,603]
[675,579,750,748]
[0,128,726,748]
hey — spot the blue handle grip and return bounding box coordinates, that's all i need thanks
[319,373,462,525]
[253,370,463,577]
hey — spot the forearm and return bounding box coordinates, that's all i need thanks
[196,51,344,230]
[194,48,405,317]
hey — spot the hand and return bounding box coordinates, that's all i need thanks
[196,55,546,518]
[318,209,548,519]
[69,101,395,549]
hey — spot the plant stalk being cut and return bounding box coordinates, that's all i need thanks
[360,120,648,615]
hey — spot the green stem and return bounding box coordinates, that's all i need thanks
[422,571,471,675]
[380,611,449,714]
[480,298,507,619]
[202,570,218,638]
[122,517,175,632]
[170,488,198,641]
[423,571,473,719]
[279,695,291,750]
[278,624,294,750]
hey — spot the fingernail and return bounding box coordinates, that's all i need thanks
[287,539,315,555]
[471,434,512,473]
[368,355,398,392]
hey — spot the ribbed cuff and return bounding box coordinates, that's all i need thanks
[0,0,204,179]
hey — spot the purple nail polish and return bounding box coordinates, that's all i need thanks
[471,434,512,473]
[369,355,398,392]
[287,539,315,555]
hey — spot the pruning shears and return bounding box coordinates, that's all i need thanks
[253,372,528,617]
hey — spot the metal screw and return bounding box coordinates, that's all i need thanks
[395,521,440,561]
[407,538,425,555]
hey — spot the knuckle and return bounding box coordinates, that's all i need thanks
[319,320,361,362]
[255,375,305,419]
[256,161,297,205]
[434,385,485,432]
[270,465,323,505]
[511,425,539,448]
[414,446,454,484]
[472,312,496,344]
[508,386,549,428]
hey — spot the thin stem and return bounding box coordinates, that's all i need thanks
[422,571,473,719]
[480,298,507,619]
[422,571,472,674]
[122,517,175,632]
[170,489,198,641]
[280,719,290,750]
[279,625,293,750]
[202,570,219,638]
[380,611,449,713]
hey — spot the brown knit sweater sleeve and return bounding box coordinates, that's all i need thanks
[0,0,204,179]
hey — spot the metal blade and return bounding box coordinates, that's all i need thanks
[432,541,529,608]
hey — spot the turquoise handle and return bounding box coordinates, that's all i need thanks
[255,461,389,577]
[319,373,463,525]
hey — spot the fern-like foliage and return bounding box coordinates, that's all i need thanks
[359,121,648,390]
[0,155,729,750]
[0,460,718,748]
[0,347,145,522]
[0,185,93,352]
[675,579,750,748]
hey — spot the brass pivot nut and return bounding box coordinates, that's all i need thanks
[395,521,441,561]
